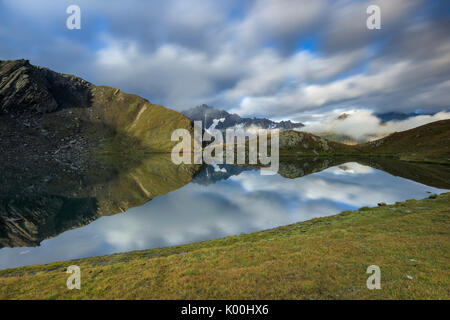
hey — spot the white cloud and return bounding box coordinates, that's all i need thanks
[233,0,326,48]
[95,40,242,109]
[301,110,450,141]
[230,44,450,119]
[77,163,448,250]
[226,48,365,102]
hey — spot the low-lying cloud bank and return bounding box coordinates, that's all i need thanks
[300,110,450,142]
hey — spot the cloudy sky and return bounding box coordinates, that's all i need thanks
[0,0,449,125]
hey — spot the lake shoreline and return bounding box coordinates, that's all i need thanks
[1,192,449,300]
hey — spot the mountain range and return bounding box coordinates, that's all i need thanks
[182,104,304,131]
[1,59,449,165]
[0,59,449,248]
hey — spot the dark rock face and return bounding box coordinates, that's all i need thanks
[182,104,304,131]
[0,195,98,248]
[0,59,92,115]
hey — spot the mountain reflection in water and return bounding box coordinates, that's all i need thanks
[0,156,449,269]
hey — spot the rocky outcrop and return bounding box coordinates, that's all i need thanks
[359,119,450,162]
[0,59,92,115]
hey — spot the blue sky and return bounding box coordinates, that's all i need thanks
[0,0,449,124]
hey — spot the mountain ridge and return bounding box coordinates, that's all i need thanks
[0,59,194,164]
[276,119,450,163]
[1,59,448,166]
[182,104,304,131]
[358,119,450,162]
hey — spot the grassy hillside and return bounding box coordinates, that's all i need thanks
[277,120,450,163]
[316,132,361,145]
[89,86,193,153]
[34,84,193,155]
[226,130,354,161]
[357,119,450,163]
[0,59,194,157]
[1,193,448,300]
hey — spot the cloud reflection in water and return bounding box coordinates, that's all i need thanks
[0,162,447,269]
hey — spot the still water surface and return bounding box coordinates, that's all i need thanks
[0,161,448,269]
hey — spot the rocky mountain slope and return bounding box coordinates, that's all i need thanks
[182,104,304,131]
[0,59,199,248]
[276,119,450,163]
[0,59,193,160]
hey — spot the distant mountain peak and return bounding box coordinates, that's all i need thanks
[182,104,304,131]
[337,113,350,120]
